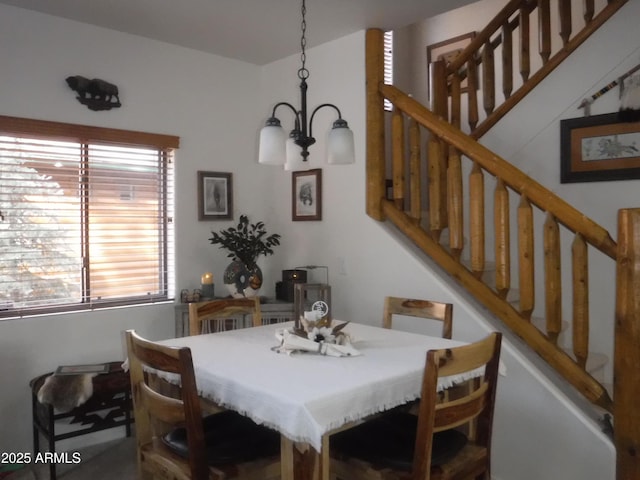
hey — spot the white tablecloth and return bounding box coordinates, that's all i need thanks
[156,321,479,451]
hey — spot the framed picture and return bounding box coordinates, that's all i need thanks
[292,169,322,221]
[197,171,233,220]
[426,32,477,96]
[560,113,640,183]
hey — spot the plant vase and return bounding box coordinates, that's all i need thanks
[223,260,263,298]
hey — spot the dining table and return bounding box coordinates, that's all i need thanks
[154,320,482,480]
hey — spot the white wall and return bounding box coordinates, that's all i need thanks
[258,4,632,480]
[0,4,271,452]
[0,1,626,478]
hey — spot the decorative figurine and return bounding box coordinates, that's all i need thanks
[66,75,121,111]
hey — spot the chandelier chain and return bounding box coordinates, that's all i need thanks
[298,0,309,80]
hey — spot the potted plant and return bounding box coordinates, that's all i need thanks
[209,214,281,298]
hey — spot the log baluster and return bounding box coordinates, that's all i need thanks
[519,4,531,82]
[572,233,589,368]
[538,0,552,63]
[467,56,479,130]
[502,20,513,99]
[448,147,464,260]
[470,163,485,277]
[391,107,405,210]
[518,195,534,319]
[482,41,496,116]
[494,179,510,298]
[544,213,562,344]
[558,0,572,46]
[430,60,448,119]
[450,75,462,128]
[427,137,446,241]
[408,118,421,221]
[583,0,595,23]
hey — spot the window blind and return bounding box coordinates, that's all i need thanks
[384,30,394,112]
[0,115,178,318]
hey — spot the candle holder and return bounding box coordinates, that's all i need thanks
[201,272,215,299]
[201,283,214,299]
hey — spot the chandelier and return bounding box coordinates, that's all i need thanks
[258,0,355,170]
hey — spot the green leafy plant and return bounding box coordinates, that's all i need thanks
[209,214,281,270]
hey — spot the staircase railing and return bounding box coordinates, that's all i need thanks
[433,0,628,138]
[367,27,640,479]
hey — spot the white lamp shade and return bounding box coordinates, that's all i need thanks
[327,124,355,164]
[284,137,305,171]
[258,124,286,165]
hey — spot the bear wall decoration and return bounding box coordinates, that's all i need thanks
[66,75,121,111]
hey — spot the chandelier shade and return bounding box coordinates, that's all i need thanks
[258,0,355,168]
[284,135,304,171]
[258,118,286,165]
[327,119,355,165]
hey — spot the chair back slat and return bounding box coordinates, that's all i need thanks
[129,336,183,374]
[383,296,453,338]
[433,383,488,432]
[435,337,497,377]
[138,382,186,425]
[188,297,262,335]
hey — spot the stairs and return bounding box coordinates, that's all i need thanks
[365,0,640,477]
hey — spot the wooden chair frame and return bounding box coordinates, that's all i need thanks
[125,329,209,479]
[331,332,502,480]
[383,296,453,339]
[126,329,280,480]
[188,297,262,335]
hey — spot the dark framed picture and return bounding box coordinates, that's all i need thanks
[560,113,640,183]
[426,31,477,96]
[198,171,232,220]
[292,169,322,221]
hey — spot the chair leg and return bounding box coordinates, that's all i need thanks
[31,394,40,454]
[46,405,57,480]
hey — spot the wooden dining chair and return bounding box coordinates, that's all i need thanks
[125,329,280,480]
[188,297,262,335]
[330,332,502,480]
[383,296,453,339]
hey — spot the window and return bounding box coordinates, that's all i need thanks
[384,30,393,111]
[0,115,178,318]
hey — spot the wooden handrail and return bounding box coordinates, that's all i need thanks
[439,0,629,138]
[448,0,524,74]
[381,84,617,259]
[382,199,613,411]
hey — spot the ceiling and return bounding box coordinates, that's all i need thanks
[0,0,477,65]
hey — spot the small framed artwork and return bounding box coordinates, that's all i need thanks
[560,113,640,183]
[292,168,322,221]
[426,31,477,96]
[197,171,233,220]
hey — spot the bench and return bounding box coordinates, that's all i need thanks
[30,362,133,480]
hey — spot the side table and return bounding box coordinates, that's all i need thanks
[174,297,294,337]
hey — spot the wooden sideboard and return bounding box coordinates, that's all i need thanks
[174,298,295,337]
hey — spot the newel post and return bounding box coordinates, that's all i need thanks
[365,28,386,221]
[615,208,640,480]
